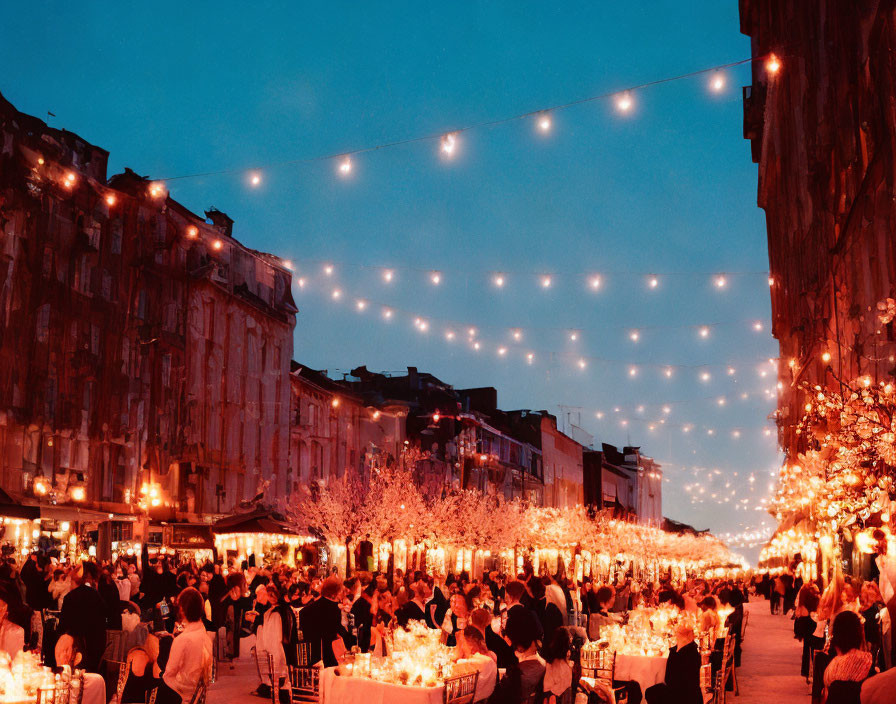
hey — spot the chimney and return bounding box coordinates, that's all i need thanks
[205,208,234,238]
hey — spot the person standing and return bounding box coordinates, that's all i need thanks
[59,561,107,673]
[298,576,348,667]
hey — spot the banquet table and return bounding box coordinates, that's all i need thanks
[614,653,667,696]
[319,660,487,704]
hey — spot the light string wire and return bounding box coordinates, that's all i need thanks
[155,55,766,183]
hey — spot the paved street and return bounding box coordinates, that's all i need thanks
[736,600,807,703]
[209,598,811,703]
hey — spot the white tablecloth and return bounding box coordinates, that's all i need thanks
[82,672,106,704]
[320,659,489,704]
[614,653,667,696]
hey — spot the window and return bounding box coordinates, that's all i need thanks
[110,220,122,254]
[90,324,100,355]
[101,271,112,300]
[162,354,172,387]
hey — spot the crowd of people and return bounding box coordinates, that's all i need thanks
[753,535,896,704]
[0,550,750,704]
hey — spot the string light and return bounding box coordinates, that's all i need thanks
[526,352,535,364]
[473,342,481,351]
[700,371,711,382]
[536,112,552,133]
[821,351,832,363]
[714,275,727,288]
[493,274,505,288]
[430,271,442,285]
[338,156,353,176]
[445,330,455,340]
[211,239,223,251]
[186,225,199,239]
[324,264,334,276]
[615,91,634,113]
[497,346,507,356]
[512,329,523,341]
[699,326,710,338]
[540,275,552,288]
[63,172,76,188]
[578,358,588,370]
[440,133,458,157]
[648,276,659,289]
[765,54,782,75]
[105,194,117,206]
[383,308,393,319]
[382,269,394,283]
[753,321,763,331]
[569,331,578,341]
[664,368,673,378]
[630,330,640,342]
[356,299,367,311]
[332,289,342,300]
[148,182,165,198]
[589,276,602,290]
[628,366,638,377]
[249,172,262,187]
[709,72,726,93]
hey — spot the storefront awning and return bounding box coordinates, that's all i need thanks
[0,489,39,520]
[212,507,299,536]
[35,505,136,523]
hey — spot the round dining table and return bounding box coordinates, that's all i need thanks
[614,652,668,697]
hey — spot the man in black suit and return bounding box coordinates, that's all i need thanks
[59,561,107,673]
[470,607,517,669]
[645,624,702,704]
[298,576,348,667]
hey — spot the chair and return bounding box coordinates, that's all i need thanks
[108,660,129,704]
[188,679,208,704]
[443,671,479,704]
[285,642,321,704]
[740,611,749,645]
[105,629,128,664]
[68,670,86,704]
[146,688,158,704]
[580,646,627,704]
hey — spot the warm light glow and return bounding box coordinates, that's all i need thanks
[569,331,578,341]
[753,321,763,331]
[526,352,535,364]
[211,239,223,251]
[33,477,49,496]
[512,329,522,341]
[727,367,736,375]
[537,113,552,133]
[768,276,775,286]
[821,351,831,363]
[332,289,342,299]
[497,347,507,356]
[440,132,458,156]
[382,269,394,283]
[383,308,393,319]
[630,330,640,342]
[372,410,381,420]
[662,405,671,414]
[578,358,587,369]
[323,264,334,276]
[699,326,710,338]
[339,157,353,175]
[648,276,659,289]
[473,342,481,350]
[432,412,441,423]
[766,54,782,75]
[589,276,601,290]
[297,277,306,288]
[709,72,726,93]
[430,271,442,285]
[664,368,673,378]
[105,194,117,206]
[493,273,505,288]
[70,486,86,502]
[186,225,199,239]
[541,275,552,288]
[615,91,634,113]
[628,366,638,377]
[149,182,165,198]
[249,172,262,187]
[445,330,455,340]
[468,327,477,337]
[700,371,711,382]
[37,157,44,165]
[283,260,293,270]
[714,275,727,288]
[356,299,367,311]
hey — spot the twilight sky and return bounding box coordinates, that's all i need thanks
[3,2,780,562]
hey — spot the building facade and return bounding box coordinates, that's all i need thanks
[741,1,896,460]
[0,94,296,545]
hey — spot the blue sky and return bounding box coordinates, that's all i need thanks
[3,2,779,561]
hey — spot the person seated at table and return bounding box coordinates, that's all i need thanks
[587,586,617,641]
[299,576,348,667]
[491,607,545,704]
[455,625,497,701]
[823,610,873,698]
[442,591,473,647]
[0,587,24,658]
[698,596,720,643]
[395,580,429,627]
[644,624,702,704]
[157,588,212,704]
[724,589,744,668]
[471,607,517,669]
[503,580,544,645]
[541,627,572,704]
[54,633,107,704]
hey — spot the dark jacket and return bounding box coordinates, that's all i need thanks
[60,584,107,673]
[298,597,347,667]
[663,641,702,704]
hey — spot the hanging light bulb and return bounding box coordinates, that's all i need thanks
[445,330,455,340]
[211,239,223,251]
[714,275,727,288]
[700,371,711,382]
[821,351,832,363]
[615,91,634,113]
[709,72,726,93]
[105,194,117,206]
[526,352,535,364]
[356,299,367,311]
[429,271,442,285]
[664,367,673,378]
[628,366,638,377]
[382,269,394,283]
[766,54,782,75]
[497,347,507,356]
[249,172,262,187]
[440,132,458,157]
[323,264,334,276]
[699,326,710,338]
[468,327,477,337]
[512,329,522,341]
[338,156,353,175]
[662,405,671,414]
[493,273,505,288]
[578,358,587,370]
[648,276,659,289]
[630,330,640,342]
[589,276,601,290]
[569,331,578,342]
[536,112,552,133]
[186,225,199,239]
[473,341,481,351]
[540,275,552,288]
[382,308,393,320]
[331,289,342,300]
